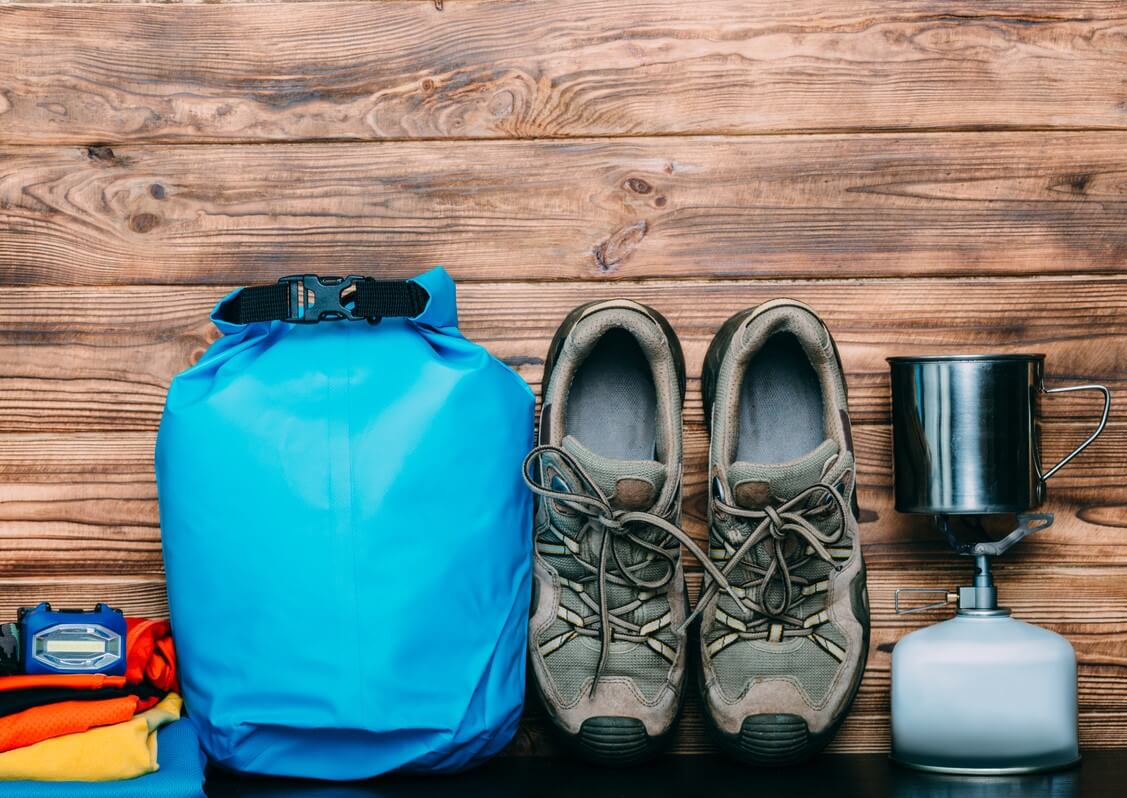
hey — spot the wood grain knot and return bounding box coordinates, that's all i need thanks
[85,146,126,167]
[129,213,160,234]
[149,184,166,200]
[624,177,652,194]
[1062,172,1093,194]
[488,90,515,120]
[593,220,648,274]
[1077,504,1127,529]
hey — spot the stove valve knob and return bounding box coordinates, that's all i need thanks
[893,588,958,615]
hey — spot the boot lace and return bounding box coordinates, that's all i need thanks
[699,472,851,641]
[523,445,739,695]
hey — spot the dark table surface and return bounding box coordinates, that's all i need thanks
[205,752,1125,798]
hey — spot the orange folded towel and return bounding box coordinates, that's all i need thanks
[0,697,141,753]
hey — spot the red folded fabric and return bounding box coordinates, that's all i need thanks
[0,675,127,693]
[126,618,179,694]
[0,696,140,753]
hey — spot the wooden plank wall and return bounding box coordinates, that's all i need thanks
[1,0,1126,755]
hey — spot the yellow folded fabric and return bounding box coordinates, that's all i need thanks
[0,693,181,782]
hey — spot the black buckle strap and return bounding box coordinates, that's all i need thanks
[217,275,429,325]
[282,274,365,323]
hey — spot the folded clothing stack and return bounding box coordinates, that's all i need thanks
[1,719,206,798]
[0,617,202,795]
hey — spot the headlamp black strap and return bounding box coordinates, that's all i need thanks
[0,623,20,676]
[217,275,429,325]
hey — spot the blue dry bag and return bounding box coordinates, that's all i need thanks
[155,267,533,779]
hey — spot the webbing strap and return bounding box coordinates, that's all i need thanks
[223,283,290,324]
[0,623,19,677]
[216,275,429,325]
[354,280,429,319]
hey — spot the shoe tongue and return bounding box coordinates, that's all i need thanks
[561,436,667,511]
[727,439,840,508]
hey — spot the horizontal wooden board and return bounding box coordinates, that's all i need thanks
[4,423,1126,573]
[2,2,1127,143]
[0,576,168,619]
[3,569,1126,753]
[0,277,1122,427]
[1,276,1125,572]
[4,133,1127,284]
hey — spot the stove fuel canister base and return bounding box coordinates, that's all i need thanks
[890,560,1080,775]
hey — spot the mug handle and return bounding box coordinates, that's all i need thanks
[1040,383,1111,481]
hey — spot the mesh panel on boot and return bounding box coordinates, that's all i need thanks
[713,640,838,704]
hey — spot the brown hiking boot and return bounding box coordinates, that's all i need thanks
[523,299,730,765]
[697,300,869,765]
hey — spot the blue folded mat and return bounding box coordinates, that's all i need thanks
[0,718,205,798]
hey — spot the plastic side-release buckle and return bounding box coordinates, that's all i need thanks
[279,274,369,323]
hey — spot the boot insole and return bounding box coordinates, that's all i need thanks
[566,329,657,461]
[737,333,825,463]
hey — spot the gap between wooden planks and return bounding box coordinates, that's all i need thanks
[1,1,1126,143]
[3,132,1127,284]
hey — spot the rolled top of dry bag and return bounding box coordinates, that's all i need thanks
[156,267,533,779]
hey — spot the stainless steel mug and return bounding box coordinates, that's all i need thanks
[888,355,1110,514]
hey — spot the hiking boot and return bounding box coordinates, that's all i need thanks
[697,299,869,765]
[523,299,730,765]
